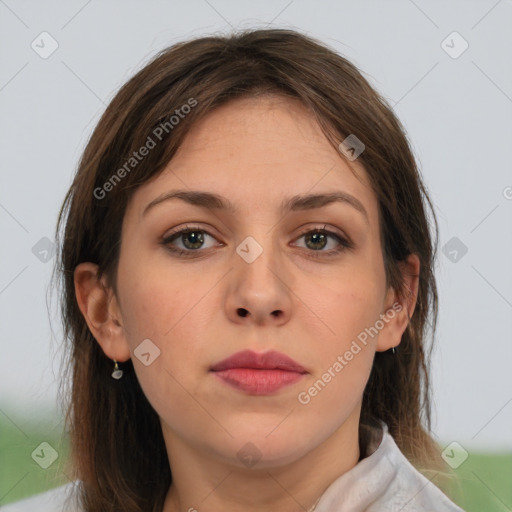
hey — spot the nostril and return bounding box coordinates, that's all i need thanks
[237,308,249,317]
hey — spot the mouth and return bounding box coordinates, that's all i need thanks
[210,350,307,395]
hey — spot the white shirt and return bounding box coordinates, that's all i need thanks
[1,423,464,511]
[313,423,464,511]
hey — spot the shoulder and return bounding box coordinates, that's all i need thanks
[0,481,81,512]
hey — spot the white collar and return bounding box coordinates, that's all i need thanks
[310,422,464,512]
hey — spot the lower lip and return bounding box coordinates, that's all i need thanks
[212,368,305,395]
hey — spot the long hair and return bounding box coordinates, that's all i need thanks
[54,28,448,511]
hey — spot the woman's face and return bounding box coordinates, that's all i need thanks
[107,95,402,468]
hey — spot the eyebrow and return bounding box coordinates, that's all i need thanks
[142,189,369,224]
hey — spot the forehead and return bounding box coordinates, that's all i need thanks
[126,95,378,225]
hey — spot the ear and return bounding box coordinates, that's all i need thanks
[74,262,131,362]
[376,253,420,352]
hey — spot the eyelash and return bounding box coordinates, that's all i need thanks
[161,224,353,259]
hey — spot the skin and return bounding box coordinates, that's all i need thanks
[74,95,419,512]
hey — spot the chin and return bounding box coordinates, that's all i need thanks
[217,426,315,470]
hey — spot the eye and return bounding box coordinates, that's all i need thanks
[292,225,352,257]
[161,225,220,256]
[161,224,352,258]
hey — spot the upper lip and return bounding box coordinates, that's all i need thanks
[210,350,307,373]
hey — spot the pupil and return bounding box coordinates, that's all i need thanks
[184,231,204,249]
[307,232,326,250]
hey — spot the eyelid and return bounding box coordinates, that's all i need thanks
[162,223,218,241]
[295,223,347,240]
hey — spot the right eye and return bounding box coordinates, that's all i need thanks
[161,225,222,256]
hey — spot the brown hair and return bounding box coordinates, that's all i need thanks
[54,28,451,511]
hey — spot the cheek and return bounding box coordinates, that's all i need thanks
[291,259,384,403]
[116,252,210,343]
[115,262,211,424]
[115,255,217,398]
[295,286,378,422]
[298,266,386,349]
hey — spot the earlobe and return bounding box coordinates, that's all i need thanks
[376,254,420,352]
[73,262,131,362]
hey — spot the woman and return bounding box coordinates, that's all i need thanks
[4,28,464,511]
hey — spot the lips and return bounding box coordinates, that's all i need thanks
[210,350,307,395]
[210,349,306,372]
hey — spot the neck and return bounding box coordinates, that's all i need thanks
[161,412,362,512]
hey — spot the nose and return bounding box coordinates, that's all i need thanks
[224,237,293,327]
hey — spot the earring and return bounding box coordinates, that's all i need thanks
[111,359,123,379]
[392,347,396,355]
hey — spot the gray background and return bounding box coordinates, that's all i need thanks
[1,0,511,452]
